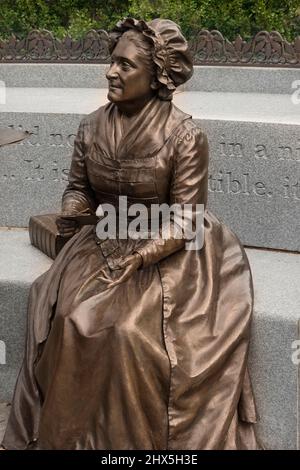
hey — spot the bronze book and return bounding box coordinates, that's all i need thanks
[29,214,72,260]
[29,213,99,260]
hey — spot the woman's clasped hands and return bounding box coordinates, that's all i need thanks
[97,253,143,288]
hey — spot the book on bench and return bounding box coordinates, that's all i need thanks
[29,213,98,260]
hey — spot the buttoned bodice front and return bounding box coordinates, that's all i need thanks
[62,97,208,220]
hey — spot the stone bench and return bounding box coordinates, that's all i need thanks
[0,228,299,449]
[0,229,52,397]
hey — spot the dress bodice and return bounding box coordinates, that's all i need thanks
[86,141,171,209]
[62,98,209,243]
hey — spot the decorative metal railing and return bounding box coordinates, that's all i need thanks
[0,29,299,66]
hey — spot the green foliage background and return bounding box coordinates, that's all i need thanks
[0,0,299,40]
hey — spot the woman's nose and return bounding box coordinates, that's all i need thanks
[106,63,118,80]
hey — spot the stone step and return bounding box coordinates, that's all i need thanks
[246,248,300,450]
[0,228,299,449]
[1,86,298,120]
[0,403,11,443]
[1,63,298,94]
[0,229,52,402]
[0,88,299,251]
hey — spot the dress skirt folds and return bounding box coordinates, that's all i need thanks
[2,97,262,450]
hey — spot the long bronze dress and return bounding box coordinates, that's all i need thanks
[2,96,261,450]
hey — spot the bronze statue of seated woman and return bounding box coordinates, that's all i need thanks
[1,18,262,450]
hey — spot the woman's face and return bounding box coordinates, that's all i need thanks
[106,35,154,106]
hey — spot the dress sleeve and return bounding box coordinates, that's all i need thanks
[61,118,96,214]
[134,121,209,268]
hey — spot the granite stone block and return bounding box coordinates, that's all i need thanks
[246,248,300,450]
[0,112,86,227]
[0,63,110,88]
[195,119,300,252]
[1,64,298,95]
[0,229,52,401]
[0,403,11,442]
[1,89,299,251]
[185,66,300,94]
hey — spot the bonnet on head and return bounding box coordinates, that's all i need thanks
[109,17,194,100]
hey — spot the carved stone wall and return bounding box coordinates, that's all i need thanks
[1,29,299,66]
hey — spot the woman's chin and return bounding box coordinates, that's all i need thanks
[107,89,123,103]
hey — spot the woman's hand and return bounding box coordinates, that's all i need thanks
[98,253,143,288]
[56,212,79,238]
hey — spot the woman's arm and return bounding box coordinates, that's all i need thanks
[133,121,209,268]
[57,118,96,237]
[61,118,96,215]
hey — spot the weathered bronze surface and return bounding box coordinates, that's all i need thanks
[0,128,28,147]
[1,28,299,67]
[2,18,262,450]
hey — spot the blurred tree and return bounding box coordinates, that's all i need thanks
[0,0,299,40]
